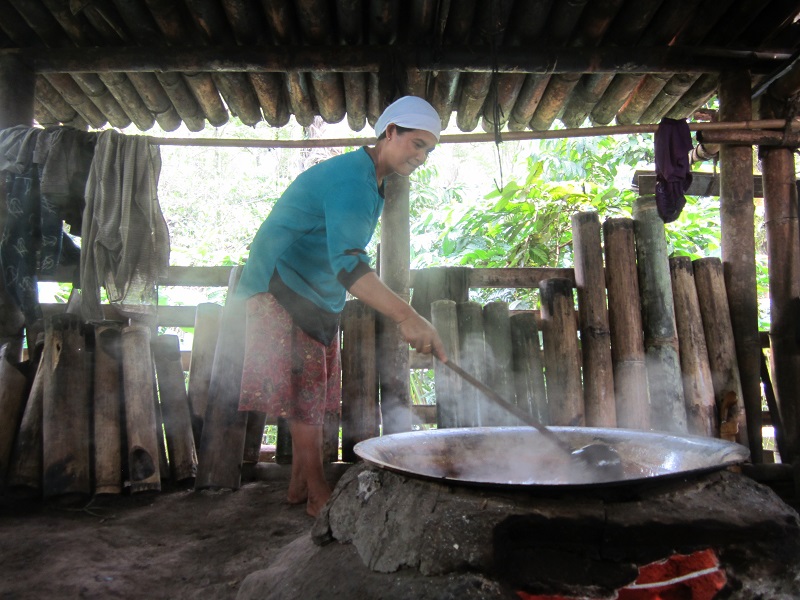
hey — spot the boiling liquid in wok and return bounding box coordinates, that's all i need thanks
[354,427,750,487]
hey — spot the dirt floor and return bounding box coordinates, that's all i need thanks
[0,464,348,600]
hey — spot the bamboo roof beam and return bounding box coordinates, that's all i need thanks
[126,72,181,132]
[428,1,476,129]
[146,0,228,127]
[666,73,719,119]
[561,74,614,128]
[337,0,368,131]
[184,0,262,126]
[109,2,207,132]
[4,44,789,76]
[403,0,437,98]
[616,73,670,125]
[295,0,346,124]
[98,72,155,130]
[146,118,794,149]
[36,0,153,130]
[639,72,697,124]
[43,73,106,128]
[35,75,78,124]
[482,0,552,132]
[262,2,315,127]
[456,0,515,133]
[507,74,549,131]
[560,0,663,128]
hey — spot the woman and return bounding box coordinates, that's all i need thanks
[237,96,447,517]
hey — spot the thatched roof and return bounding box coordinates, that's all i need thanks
[1,0,799,133]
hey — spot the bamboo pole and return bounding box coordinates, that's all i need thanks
[5,337,46,496]
[377,174,411,435]
[632,197,688,434]
[483,302,516,425]
[187,303,222,449]
[243,412,267,465]
[602,218,650,430]
[195,266,248,490]
[145,119,794,149]
[457,301,486,427]
[92,322,123,495]
[509,313,548,424]
[431,299,460,429]
[718,70,760,460]
[42,314,91,500]
[693,258,747,445]
[0,345,28,483]
[0,54,32,360]
[669,257,717,437]
[323,410,339,464]
[762,145,800,461]
[572,211,615,427]
[340,300,378,462]
[152,334,197,482]
[698,129,800,147]
[121,324,161,493]
[539,278,583,427]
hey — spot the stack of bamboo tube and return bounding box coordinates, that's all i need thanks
[425,200,748,448]
[0,300,228,501]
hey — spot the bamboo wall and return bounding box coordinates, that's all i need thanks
[0,202,772,499]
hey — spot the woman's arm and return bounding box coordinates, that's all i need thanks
[348,271,447,362]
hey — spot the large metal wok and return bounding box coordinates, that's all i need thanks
[353,426,750,488]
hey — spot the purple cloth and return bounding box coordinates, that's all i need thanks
[654,118,693,223]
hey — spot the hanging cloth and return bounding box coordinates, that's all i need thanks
[0,126,46,325]
[80,130,169,323]
[654,118,694,223]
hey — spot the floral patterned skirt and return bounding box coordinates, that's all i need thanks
[239,292,341,426]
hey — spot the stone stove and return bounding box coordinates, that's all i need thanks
[310,463,800,599]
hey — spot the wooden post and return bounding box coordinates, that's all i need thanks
[719,70,761,460]
[431,299,460,428]
[274,417,292,465]
[92,322,124,495]
[0,345,28,483]
[242,411,267,465]
[0,55,35,129]
[483,301,516,426]
[572,211,616,427]
[6,341,46,497]
[121,324,161,493]
[195,267,247,490]
[322,410,339,463]
[42,315,91,500]
[457,301,486,427]
[539,278,583,427]
[762,145,800,461]
[409,267,470,322]
[0,55,34,361]
[693,258,748,444]
[633,196,688,434]
[187,303,222,449]
[509,313,548,424]
[377,174,411,435]
[152,334,197,482]
[602,218,650,430]
[341,300,378,462]
[669,257,717,437]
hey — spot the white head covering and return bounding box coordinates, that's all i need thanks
[374,96,442,142]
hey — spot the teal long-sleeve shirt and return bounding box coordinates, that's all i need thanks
[237,147,383,317]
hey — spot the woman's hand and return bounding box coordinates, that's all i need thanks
[397,313,447,363]
[348,272,448,363]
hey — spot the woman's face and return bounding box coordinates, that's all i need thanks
[385,125,437,177]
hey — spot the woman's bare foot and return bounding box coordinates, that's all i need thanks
[286,480,308,505]
[305,481,331,517]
